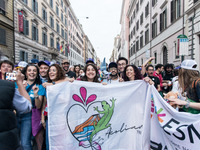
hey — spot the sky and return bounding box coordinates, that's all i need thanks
[69,0,122,63]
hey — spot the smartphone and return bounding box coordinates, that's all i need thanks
[6,72,17,81]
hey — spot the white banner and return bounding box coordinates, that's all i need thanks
[47,81,200,150]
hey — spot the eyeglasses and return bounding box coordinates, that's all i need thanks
[62,62,69,65]
[118,63,126,66]
[109,68,117,71]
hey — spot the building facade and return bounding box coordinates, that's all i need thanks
[118,0,130,60]
[127,0,188,67]
[14,0,94,66]
[0,0,14,62]
[110,35,120,62]
[185,0,200,69]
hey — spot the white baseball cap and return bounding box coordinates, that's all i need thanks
[18,61,28,68]
[180,59,198,71]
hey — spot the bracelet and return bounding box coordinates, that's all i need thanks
[185,99,190,108]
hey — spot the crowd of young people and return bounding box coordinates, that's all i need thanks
[0,56,200,149]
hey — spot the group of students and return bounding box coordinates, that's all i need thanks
[0,56,200,150]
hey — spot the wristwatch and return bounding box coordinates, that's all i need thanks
[185,99,190,108]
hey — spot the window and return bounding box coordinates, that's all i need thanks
[152,20,157,38]
[175,42,179,59]
[61,13,63,22]
[0,28,6,45]
[133,44,135,54]
[152,0,157,7]
[171,0,181,23]
[61,28,64,37]
[136,21,139,31]
[32,54,39,60]
[140,13,143,25]
[160,9,167,31]
[64,6,67,13]
[56,5,59,16]
[56,22,60,33]
[140,35,143,48]
[133,27,135,35]
[32,0,38,14]
[136,40,139,51]
[56,40,60,50]
[145,29,149,45]
[145,3,149,18]
[50,0,53,8]
[42,8,47,22]
[140,0,143,5]
[133,11,135,19]
[32,25,38,42]
[22,0,28,5]
[50,35,54,48]
[154,52,157,64]
[136,2,139,12]
[50,16,54,28]
[42,31,47,46]
[61,0,63,7]
[65,31,67,40]
[23,18,29,35]
[0,0,6,15]
[20,51,28,62]
[194,0,199,3]
[65,18,67,26]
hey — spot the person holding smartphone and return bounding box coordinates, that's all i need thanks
[0,60,14,80]
[0,70,32,150]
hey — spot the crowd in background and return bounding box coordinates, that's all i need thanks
[0,55,200,150]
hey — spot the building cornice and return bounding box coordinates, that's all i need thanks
[120,0,125,24]
[185,1,200,15]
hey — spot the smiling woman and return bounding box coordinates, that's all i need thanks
[81,64,100,83]
[16,64,46,150]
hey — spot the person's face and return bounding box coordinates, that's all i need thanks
[62,62,70,71]
[39,64,49,77]
[118,60,126,73]
[49,66,57,81]
[161,66,164,72]
[26,66,37,81]
[109,67,118,76]
[86,65,96,81]
[126,66,135,80]
[0,63,13,74]
[69,66,74,72]
[79,69,84,76]
[75,66,80,73]
[166,67,172,73]
[147,67,154,76]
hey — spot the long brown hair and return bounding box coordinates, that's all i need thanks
[81,64,100,83]
[178,68,199,92]
[47,64,65,82]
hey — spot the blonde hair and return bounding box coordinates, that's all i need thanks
[178,68,199,93]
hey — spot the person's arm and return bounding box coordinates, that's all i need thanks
[32,84,43,109]
[157,85,161,92]
[141,57,155,76]
[41,97,47,129]
[13,89,32,114]
[16,70,31,103]
[169,98,200,110]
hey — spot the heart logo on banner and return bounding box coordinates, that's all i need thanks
[66,87,103,150]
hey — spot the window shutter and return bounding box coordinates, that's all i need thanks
[25,52,28,62]
[36,2,38,14]
[165,9,167,29]
[26,20,29,35]
[23,18,25,34]
[160,13,163,31]
[20,51,23,61]
[32,0,34,11]
[32,25,34,40]
[0,28,6,45]
[45,11,47,22]
[36,28,38,42]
